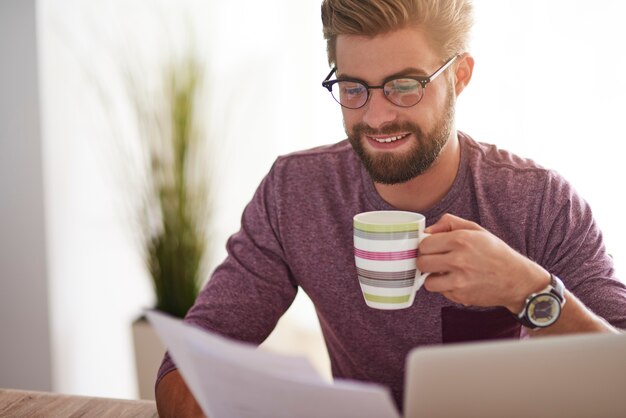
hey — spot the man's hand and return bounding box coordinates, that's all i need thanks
[155,369,205,418]
[417,213,550,313]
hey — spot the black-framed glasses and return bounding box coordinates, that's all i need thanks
[321,54,459,109]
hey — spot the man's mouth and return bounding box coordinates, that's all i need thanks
[368,133,410,143]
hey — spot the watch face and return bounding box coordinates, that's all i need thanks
[528,293,561,327]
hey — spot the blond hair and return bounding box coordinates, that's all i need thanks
[321,0,473,66]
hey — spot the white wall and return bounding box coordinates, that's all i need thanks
[457,0,626,272]
[38,0,337,399]
[29,0,626,400]
[0,0,52,391]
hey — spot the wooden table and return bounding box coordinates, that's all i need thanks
[0,388,158,417]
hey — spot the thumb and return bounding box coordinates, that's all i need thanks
[424,213,483,234]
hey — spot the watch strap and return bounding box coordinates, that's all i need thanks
[549,273,565,304]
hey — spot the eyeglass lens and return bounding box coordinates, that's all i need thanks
[330,78,424,109]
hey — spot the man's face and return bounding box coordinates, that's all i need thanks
[335,27,457,184]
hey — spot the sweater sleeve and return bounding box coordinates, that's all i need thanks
[535,170,626,329]
[156,161,298,386]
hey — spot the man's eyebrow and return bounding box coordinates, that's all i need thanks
[336,67,429,82]
[386,67,430,78]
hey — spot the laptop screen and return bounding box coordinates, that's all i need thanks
[404,332,626,418]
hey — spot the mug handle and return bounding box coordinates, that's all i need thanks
[412,232,431,293]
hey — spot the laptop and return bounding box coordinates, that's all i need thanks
[404,332,626,418]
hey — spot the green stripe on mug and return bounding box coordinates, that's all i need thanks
[363,293,411,304]
[354,221,419,233]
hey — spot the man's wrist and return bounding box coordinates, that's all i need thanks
[506,264,551,314]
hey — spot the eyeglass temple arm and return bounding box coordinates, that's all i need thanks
[425,54,460,84]
[322,67,337,90]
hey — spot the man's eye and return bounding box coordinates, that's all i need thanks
[343,85,365,95]
[389,79,419,93]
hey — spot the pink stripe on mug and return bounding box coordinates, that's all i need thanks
[354,248,418,261]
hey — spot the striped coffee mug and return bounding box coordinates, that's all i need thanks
[354,211,431,310]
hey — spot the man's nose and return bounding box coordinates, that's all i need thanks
[361,89,397,129]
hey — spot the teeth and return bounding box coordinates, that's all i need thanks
[373,134,407,143]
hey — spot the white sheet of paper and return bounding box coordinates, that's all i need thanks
[147,310,401,418]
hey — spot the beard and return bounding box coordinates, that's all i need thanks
[348,87,456,185]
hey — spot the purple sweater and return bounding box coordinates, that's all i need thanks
[157,132,626,409]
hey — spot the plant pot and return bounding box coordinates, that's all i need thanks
[132,316,166,400]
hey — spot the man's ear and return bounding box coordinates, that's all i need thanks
[453,53,474,96]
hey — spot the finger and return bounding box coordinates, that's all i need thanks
[424,213,483,234]
[423,274,472,306]
[416,253,451,275]
[422,272,453,293]
[418,229,474,255]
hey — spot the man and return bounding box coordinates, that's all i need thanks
[155,0,626,416]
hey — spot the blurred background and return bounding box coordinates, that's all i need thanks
[1,0,625,401]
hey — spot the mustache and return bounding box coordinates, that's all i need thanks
[350,121,424,137]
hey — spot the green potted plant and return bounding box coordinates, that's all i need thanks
[129,53,212,399]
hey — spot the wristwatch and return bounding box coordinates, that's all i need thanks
[516,273,566,329]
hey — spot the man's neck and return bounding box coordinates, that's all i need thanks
[373,132,461,213]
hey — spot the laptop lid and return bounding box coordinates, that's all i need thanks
[404,332,626,418]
